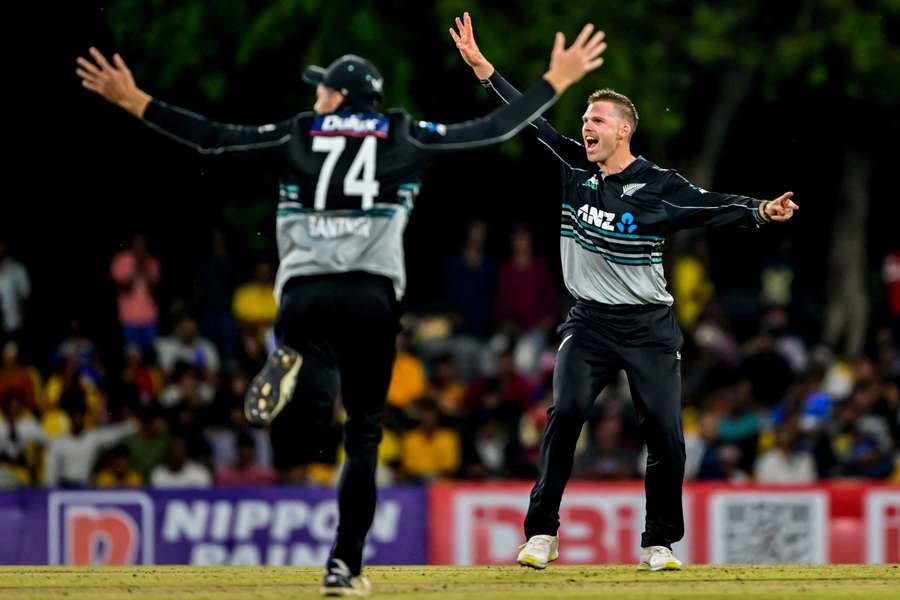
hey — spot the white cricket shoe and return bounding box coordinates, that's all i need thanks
[517,534,559,569]
[320,559,372,597]
[638,545,682,571]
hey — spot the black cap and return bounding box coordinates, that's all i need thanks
[303,54,384,103]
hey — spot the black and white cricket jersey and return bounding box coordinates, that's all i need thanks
[481,71,767,306]
[141,79,559,301]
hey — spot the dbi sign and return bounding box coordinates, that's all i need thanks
[432,487,690,565]
[865,491,900,563]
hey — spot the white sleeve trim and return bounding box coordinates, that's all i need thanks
[406,93,558,151]
[143,119,292,155]
[660,198,755,211]
[484,79,588,172]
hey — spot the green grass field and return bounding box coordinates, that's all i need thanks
[0,565,897,599]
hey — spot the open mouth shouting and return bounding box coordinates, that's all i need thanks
[584,135,599,154]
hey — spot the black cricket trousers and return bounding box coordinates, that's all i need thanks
[524,300,686,549]
[270,272,399,575]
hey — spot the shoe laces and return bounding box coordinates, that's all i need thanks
[651,545,674,558]
[528,535,553,553]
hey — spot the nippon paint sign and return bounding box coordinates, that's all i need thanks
[0,487,426,566]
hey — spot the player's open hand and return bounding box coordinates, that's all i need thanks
[763,192,799,222]
[449,12,494,80]
[76,48,151,118]
[543,24,607,94]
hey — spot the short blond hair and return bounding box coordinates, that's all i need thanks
[587,89,638,135]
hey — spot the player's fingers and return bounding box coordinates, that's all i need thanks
[82,79,102,93]
[586,30,606,52]
[585,57,605,71]
[75,68,99,83]
[76,56,101,76]
[553,32,565,55]
[787,200,799,210]
[574,23,594,48]
[113,53,131,74]
[464,11,473,34]
[89,47,113,71]
[455,17,465,39]
[585,42,607,61]
[775,191,793,204]
[449,28,461,44]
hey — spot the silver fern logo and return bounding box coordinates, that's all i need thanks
[621,183,646,197]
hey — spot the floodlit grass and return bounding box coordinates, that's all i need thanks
[0,564,897,599]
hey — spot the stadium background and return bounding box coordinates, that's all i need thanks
[2,0,899,567]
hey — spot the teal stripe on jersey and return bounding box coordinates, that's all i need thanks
[561,204,665,241]
[277,207,397,218]
[561,231,663,265]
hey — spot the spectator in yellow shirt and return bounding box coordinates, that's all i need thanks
[233,260,278,327]
[41,355,104,436]
[673,239,714,329]
[387,331,427,410]
[94,444,143,487]
[429,354,467,417]
[401,399,460,481]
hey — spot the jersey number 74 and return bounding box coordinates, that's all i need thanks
[312,136,380,210]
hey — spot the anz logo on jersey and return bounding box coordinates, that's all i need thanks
[577,204,616,231]
[577,204,639,234]
[311,113,390,138]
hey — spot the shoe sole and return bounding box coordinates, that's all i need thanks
[320,579,372,597]
[517,552,557,570]
[320,588,369,597]
[245,346,303,427]
[637,561,682,572]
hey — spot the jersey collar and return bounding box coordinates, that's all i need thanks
[599,155,651,180]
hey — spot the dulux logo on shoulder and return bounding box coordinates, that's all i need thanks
[311,113,389,138]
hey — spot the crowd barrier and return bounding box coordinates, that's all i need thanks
[0,482,896,565]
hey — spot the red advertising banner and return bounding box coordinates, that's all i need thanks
[428,482,900,565]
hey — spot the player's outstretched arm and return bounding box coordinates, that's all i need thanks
[413,23,605,153]
[450,12,603,169]
[660,171,799,231]
[76,48,292,159]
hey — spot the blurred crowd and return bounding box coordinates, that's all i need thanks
[0,229,898,489]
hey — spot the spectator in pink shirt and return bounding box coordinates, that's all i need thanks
[494,226,560,374]
[884,249,900,346]
[216,432,277,486]
[495,225,559,333]
[111,234,160,349]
